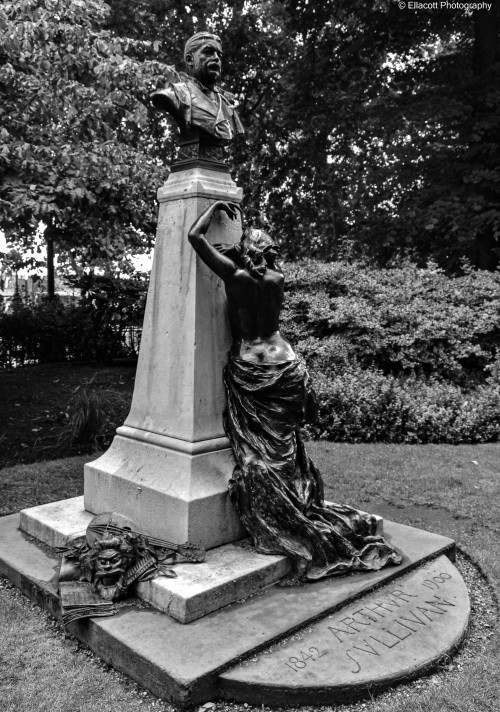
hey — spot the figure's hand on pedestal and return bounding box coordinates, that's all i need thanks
[213,201,241,221]
[189,201,241,246]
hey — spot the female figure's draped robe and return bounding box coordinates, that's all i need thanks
[224,357,402,580]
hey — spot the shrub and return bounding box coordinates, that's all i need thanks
[282,260,500,443]
[33,297,74,363]
[0,274,147,368]
[0,297,38,367]
[283,260,500,386]
[309,364,500,444]
[73,273,147,365]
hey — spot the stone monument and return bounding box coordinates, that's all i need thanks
[0,29,474,710]
[84,31,246,550]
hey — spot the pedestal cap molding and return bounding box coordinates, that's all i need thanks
[116,425,231,456]
[158,167,243,203]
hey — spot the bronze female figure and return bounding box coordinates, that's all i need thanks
[188,201,402,580]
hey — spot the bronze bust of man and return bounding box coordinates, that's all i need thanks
[151,31,244,145]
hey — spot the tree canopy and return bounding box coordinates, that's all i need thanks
[1,0,499,278]
[0,0,169,291]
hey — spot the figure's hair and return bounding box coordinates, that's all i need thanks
[215,230,277,279]
[240,229,275,278]
[184,32,222,62]
[242,228,274,250]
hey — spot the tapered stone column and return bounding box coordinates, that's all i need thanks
[84,166,246,549]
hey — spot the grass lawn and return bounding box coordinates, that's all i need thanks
[1,442,500,712]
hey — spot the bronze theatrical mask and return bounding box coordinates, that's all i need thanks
[58,513,205,623]
[91,534,136,601]
[151,31,244,165]
[188,202,403,581]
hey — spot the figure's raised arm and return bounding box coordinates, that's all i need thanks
[188,202,241,281]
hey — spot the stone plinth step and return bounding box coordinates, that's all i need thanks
[0,509,460,708]
[137,542,290,622]
[218,554,469,706]
[18,497,290,622]
[20,496,94,549]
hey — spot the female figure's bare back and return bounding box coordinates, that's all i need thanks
[225,268,295,363]
[187,200,295,364]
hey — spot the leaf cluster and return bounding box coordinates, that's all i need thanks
[283,259,500,442]
[284,259,500,385]
[0,0,171,268]
[1,0,498,272]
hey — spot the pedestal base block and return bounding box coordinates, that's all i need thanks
[20,497,94,549]
[84,430,246,550]
[136,542,291,623]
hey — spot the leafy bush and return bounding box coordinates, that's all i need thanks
[282,260,500,443]
[71,273,147,365]
[0,296,38,367]
[283,260,500,385]
[309,364,500,444]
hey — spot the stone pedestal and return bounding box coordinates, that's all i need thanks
[84,166,246,549]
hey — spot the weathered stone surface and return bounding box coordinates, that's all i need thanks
[0,512,459,708]
[85,440,244,550]
[17,498,289,620]
[136,541,291,623]
[84,166,246,550]
[219,555,469,706]
[20,496,93,549]
[126,167,242,443]
[0,515,62,624]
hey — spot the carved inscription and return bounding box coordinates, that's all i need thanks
[284,570,455,674]
[284,646,327,673]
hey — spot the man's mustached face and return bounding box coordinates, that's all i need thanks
[188,41,222,87]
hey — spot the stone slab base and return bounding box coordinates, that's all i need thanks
[19,496,290,622]
[136,542,291,623]
[0,511,461,708]
[219,554,469,705]
[18,498,380,623]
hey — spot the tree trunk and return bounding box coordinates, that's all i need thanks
[46,232,55,299]
[324,208,337,260]
[473,1,499,76]
[471,0,499,270]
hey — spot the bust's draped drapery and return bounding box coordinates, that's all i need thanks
[151,75,244,141]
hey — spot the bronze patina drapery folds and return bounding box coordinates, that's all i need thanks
[188,201,402,580]
[151,31,244,171]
